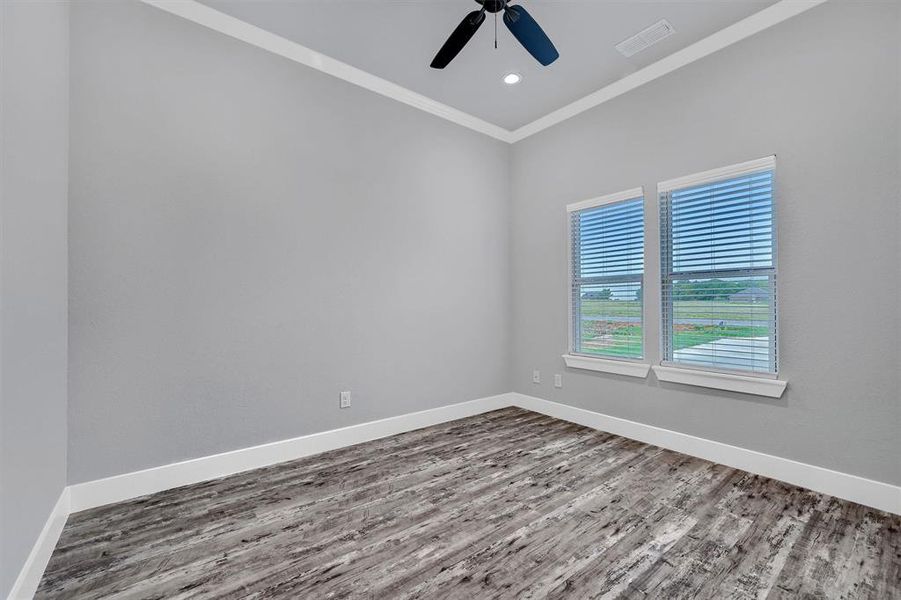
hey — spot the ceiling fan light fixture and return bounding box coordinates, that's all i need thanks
[503,72,522,85]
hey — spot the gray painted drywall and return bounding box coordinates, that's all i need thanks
[67,0,899,493]
[511,1,901,486]
[0,1,70,596]
[67,1,510,483]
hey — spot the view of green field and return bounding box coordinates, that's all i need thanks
[578,299,772,358]
[580,299,770,320]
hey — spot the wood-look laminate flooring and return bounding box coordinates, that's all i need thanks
[37,408,900,599]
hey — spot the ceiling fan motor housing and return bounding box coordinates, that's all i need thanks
[477,0,507,14]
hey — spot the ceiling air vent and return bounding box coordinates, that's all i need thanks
[615,19,676,58]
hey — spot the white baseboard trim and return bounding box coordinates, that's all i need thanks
[6,488,70,600]
[12,391,898,598]
[62,390,901,516]
[510,392,901,515]
[68,393,514,513]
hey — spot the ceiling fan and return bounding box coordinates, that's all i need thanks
[430,0,559,69]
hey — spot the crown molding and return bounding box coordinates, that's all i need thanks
[140,0,515,143]
[141,0,826,145]
[507,0,828,142]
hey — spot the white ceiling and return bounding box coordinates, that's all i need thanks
[200,0,777,131]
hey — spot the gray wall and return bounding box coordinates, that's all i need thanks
[511,1,901,486]
[68,1,510,483]
[66,0,900,491]
[0,1,70,596]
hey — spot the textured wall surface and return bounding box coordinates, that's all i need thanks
[68,1,510,483]
[0,1,70,596]
[67,1,900,492]
[510,2,900,485]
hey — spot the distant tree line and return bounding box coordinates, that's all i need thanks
[581,289,612,300]
[581,279,768,302]
[672,279,769,301]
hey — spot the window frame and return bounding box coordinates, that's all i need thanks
[566,187,646,363]
[658,156,779,378]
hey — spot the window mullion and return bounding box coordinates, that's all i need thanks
[659,161,777,375]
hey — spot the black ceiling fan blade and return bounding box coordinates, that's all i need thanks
[430,10,486,69]
[503,4,559,66]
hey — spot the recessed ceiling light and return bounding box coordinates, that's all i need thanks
[503,72,522,85]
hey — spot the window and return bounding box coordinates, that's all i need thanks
[568,188,644,360]
[659,156,777,376]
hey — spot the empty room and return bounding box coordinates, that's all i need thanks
[2,0,899,598]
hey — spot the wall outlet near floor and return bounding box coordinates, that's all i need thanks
[554,374,563,388]
[532,369,541,384]
[339,391,351,409]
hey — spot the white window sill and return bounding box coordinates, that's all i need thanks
[652,365,787,398]
[562,354,651,378]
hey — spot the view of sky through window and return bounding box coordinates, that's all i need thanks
[661,167,777,374]
[571,196,644,359]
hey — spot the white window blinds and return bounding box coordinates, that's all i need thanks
[659,156,777,375]
[568,189,644,360]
